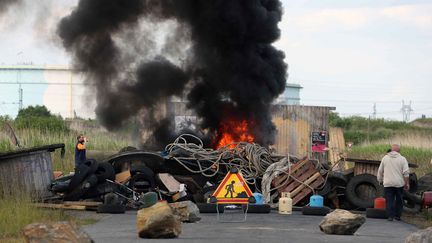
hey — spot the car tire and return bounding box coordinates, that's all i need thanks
[403,191,422,213]
[317,182,332,196]
[82,182,117,199]
[94,162,116,183]
[197,203,225,213]
[346,174,383,209]
[366,208,387,219]
[244,204,271,213]
[409,173,418,193]
[302,206,331,216]
[83,159,98,174]
[129,173,155,192]
[97,204,126,214]
[68,164,91,192]
[64,174,98,201]
[50,180,70,193]
[130,163,153,176]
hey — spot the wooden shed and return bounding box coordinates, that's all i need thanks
[166,102,335,160]
[0,144,64,198]
[271,105,335,159]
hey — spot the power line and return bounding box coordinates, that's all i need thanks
[0,81,88,85]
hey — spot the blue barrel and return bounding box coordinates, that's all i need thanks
[310,195,324,207]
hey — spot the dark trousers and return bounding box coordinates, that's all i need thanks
[384,187,404,218]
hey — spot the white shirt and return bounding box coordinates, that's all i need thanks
[377,151,409,188]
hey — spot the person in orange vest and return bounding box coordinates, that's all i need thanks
[75,134,87,168]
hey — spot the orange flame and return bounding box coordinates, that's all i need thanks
[215,118,254,149]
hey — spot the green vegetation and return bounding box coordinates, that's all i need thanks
[0,106,132,241]
[330,112,432,176]
[349,144,432,176]
[0,105,131,173]
[329,112,431,145]
[0,193,70,241]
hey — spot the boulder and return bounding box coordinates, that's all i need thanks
[22,221,93,243]
[319,209,365,235]
[169,201,201,223]
[405,227,432,243]
[137,201,181,238]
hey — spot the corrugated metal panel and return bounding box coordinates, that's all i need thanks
[328,127,346,169]
[271,105,334,158]
[167,102,334,159]
[0,151,54,197]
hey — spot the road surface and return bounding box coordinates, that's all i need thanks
[83,210,417,243]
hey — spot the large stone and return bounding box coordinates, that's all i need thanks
[22,221,93,243]
[405,227,432,243]
[169,201,201,223]
[137,201,181,238]
[319,209,366,235]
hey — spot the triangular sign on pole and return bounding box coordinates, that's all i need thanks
[211,168,254,204]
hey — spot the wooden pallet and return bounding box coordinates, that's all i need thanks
[272,158,325,205]
[33,201,102,211]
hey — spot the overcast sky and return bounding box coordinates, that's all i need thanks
[0,0,430,121]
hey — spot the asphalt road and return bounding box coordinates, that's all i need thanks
[83,210,418,243]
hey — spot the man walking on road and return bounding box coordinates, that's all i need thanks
[377,144,410,221]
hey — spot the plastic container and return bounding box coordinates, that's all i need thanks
[253,193,264,205]
[309,195,324,208]
[423,191,432,208]
[279,192,292,214]
[374,197,386,209]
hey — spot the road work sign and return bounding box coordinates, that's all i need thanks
[211,168,254,204]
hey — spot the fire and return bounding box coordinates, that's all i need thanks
[215,118,254,149]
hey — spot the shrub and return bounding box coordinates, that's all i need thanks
[14,106,69,133]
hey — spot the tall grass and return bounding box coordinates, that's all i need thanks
[0,127,131,173]
[0,193,70,241]
[349,144,432,177]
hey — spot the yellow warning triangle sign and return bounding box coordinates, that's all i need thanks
[211,168,254,204]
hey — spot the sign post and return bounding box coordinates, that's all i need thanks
[311,131,327,153]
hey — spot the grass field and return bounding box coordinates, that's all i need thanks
[0,190,71,242]
[331,114,432,177]
[0,127,131,173]
[348,144,432,176]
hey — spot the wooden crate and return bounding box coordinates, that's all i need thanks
[272,158,325,205]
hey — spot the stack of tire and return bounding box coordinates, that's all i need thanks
[316,170,353,209]
[49,159,117,201]
[128,164,155,193]
[342,172,420,212]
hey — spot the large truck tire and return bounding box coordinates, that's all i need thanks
[346,174,383,209]
[94,162,115,183]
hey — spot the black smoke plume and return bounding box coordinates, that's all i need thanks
[58,0,287,148]
[0,0,22,14]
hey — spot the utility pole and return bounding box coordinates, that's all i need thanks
[16,66,23,111]
[372,103,377,119]
[401,100,413,122]
[18,84,23,110]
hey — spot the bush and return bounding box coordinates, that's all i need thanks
[16,105,52,119]
[14,106,69,133]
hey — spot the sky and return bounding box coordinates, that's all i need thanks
[0,0,430,121]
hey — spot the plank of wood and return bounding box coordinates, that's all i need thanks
[63,201,102,207]
[292,177,325,205]
[282,167,316,193]
[272,158,309,186]
[157,173,181,192]
[33,203,86,210]
[290,172,321,197]
[275,162,312,192]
